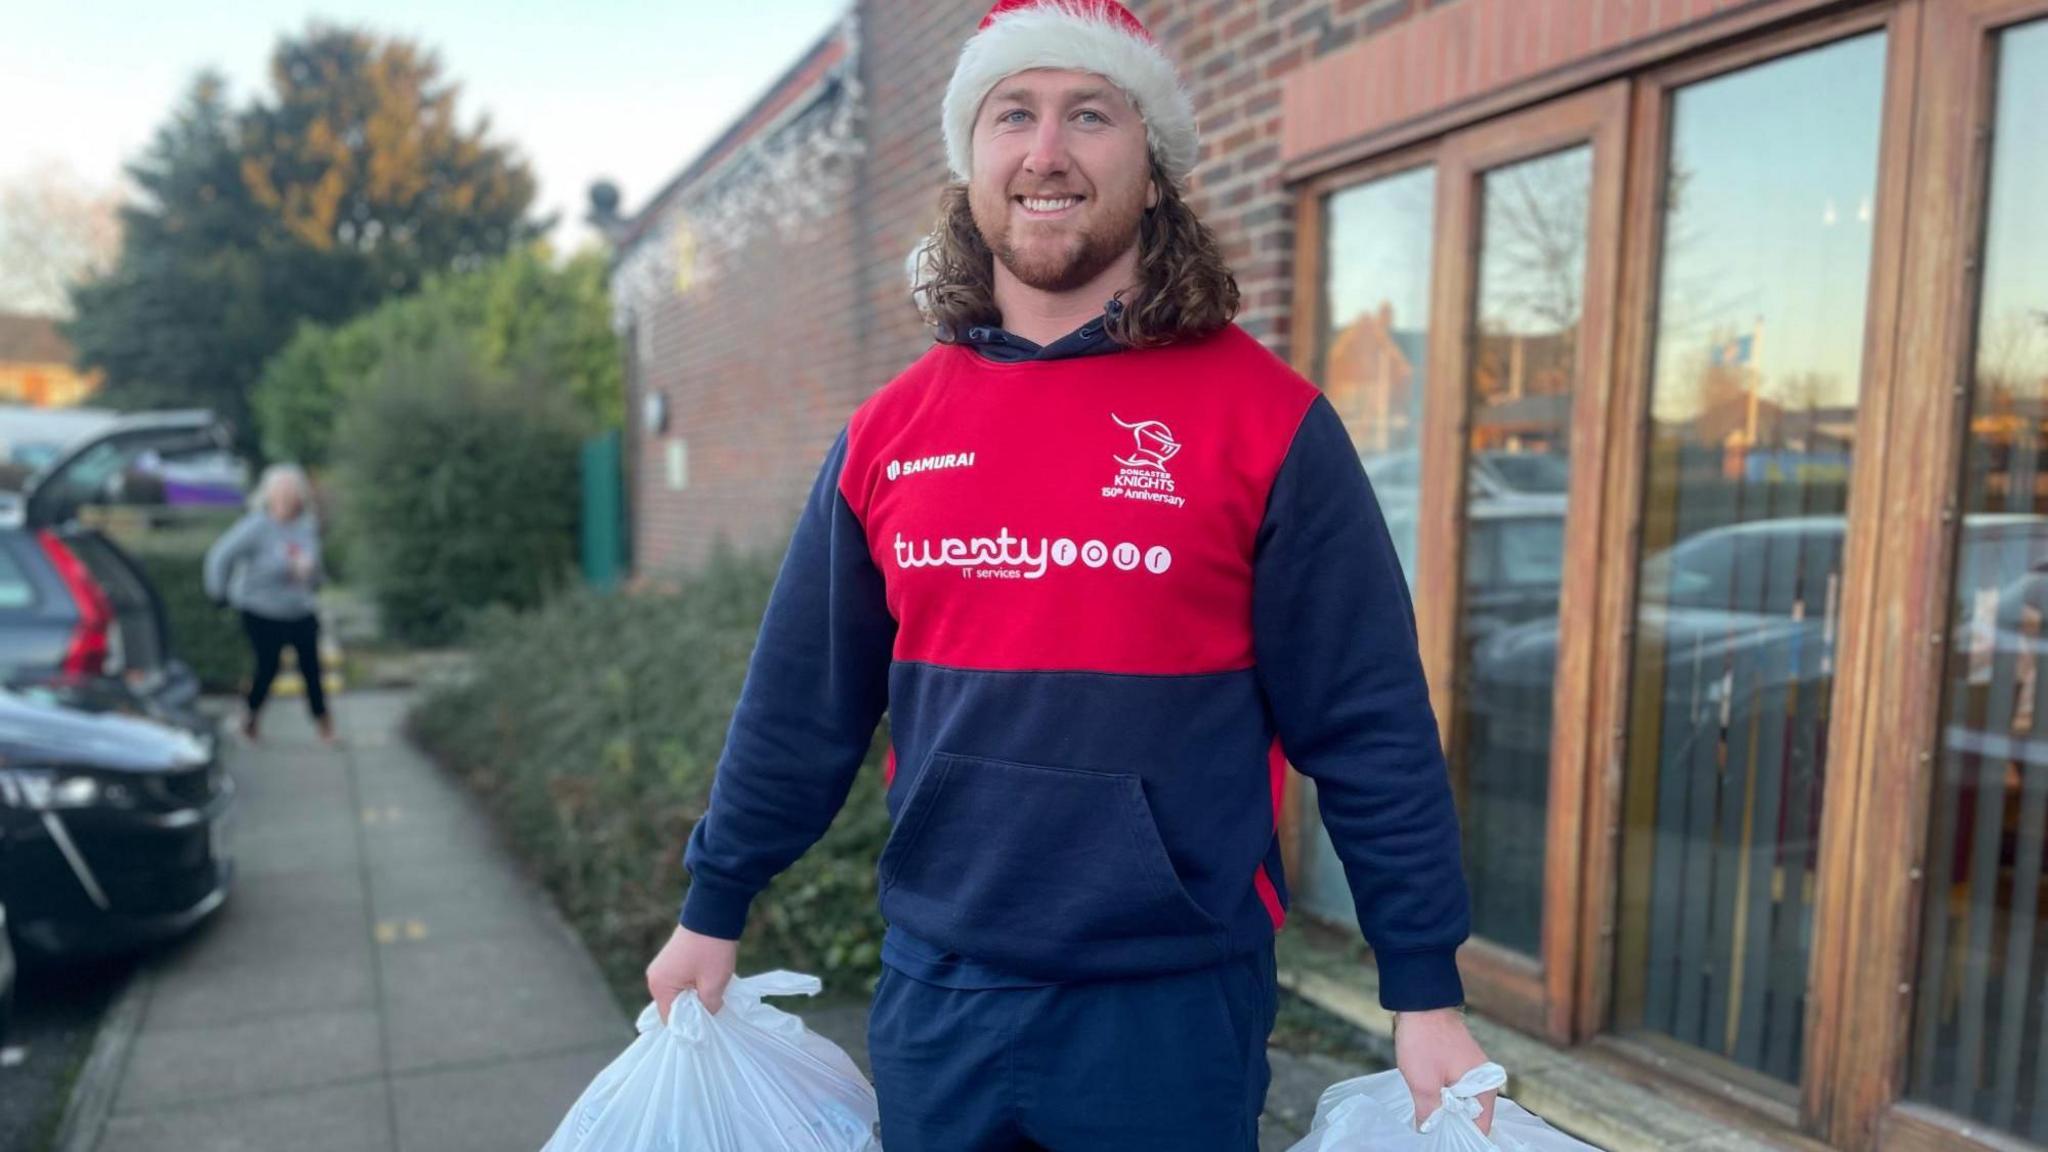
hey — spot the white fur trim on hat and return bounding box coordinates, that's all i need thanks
[943,1,1199,185]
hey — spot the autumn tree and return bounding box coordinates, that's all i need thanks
[66,25,539,450]
[237,25,539,303]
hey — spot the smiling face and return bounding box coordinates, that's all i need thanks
[967,68,1158,296]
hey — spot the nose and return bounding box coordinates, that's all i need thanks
[1021,118,1071,179]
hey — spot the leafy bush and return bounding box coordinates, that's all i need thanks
[253,320,380,471]
[113,519,251,693]
[255,246,621,468]
[408,551,891,1010]
[308,471,354,585]
[332,337,584,646]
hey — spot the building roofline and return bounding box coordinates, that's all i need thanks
[616,16,853,251]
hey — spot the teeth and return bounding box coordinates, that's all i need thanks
[1022,197,1078,212]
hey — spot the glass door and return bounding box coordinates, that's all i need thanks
[1448,143,1593,961]
[1611,30,1891,1086]
[1293,84,1628,1040]
[1428,84,1628,1040]
[1906,15,2048,1141]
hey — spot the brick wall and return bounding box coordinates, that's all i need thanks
[623,0,1429,574]
[854,0,991,392]
[627,102,866,574]
[1129,0,1426,359]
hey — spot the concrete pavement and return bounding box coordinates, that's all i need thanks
[58,690,633,1152]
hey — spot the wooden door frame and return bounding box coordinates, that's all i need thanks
[1283,83,1630,1044]
[1819,2,2048,1150]
[1422,81,1632,1043]
[1590,2,1921,1142]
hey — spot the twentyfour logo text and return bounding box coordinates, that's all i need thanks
[894,529,1172,580]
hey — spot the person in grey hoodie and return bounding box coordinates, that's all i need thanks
[204,463,333,743]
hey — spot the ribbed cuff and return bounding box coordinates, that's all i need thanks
[1376,947,1465,1012]
[678,877,756,941]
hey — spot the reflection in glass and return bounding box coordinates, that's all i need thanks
[1452,145,1591,957]
[1908,20,2048,1140]
[1614,33,1886,1083]
[1299,166,1439,934]
[1323,165,1437,585]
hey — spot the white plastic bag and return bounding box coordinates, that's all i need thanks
[540,970,882,1152]
[1285,1063,1601,1151]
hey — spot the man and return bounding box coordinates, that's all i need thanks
[646,1,1492,1146]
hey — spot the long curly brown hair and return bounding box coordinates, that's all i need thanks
[915,158,1240,349]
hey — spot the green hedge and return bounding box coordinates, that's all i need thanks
[334,338,585,647]
[108,518,252,694]
[256,247,621,469]
[407,550,891,1011]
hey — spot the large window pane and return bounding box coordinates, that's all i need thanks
[1300,166,1437,933]
[1614,33,1886,1083]
[1454,145,1591,958]
[1908,20,2048,1140]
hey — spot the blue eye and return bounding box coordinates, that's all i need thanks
[999,109,1030,124]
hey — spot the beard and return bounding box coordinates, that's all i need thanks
[969,180,1146,295]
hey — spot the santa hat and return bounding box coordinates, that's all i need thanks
[942,0,1200,185]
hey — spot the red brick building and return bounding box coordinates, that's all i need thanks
[612,2,2048,1148]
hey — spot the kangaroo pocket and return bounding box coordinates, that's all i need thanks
[877,751,1227,979]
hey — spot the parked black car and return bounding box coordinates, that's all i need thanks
[1450,513,2048,956]
[0,410,230,729]
[0,898,14,1040]
[0,680,235,958]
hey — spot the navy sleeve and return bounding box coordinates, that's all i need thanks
[679,427,897,939]
[1251,395,1471,1011]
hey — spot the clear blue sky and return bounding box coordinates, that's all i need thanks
[1,0,854,248]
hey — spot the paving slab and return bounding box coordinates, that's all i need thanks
[366,878,578,946]
[148,899,372,975]
[390,1043,621,1152]
[378,932,631,1073]
[94,1078,393,1152]
[112,1008,384,1114]
[143,938,380,1031]
[203,859,369,922]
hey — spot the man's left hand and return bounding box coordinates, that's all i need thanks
[1394,1006,1494,1135]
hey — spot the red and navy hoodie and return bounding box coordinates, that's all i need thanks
[679,311,1472,1011]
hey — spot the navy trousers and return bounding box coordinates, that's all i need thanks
[866,946,1278,1151]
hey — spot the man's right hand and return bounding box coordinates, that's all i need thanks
[646,923,738,1022]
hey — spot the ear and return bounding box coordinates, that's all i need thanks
[1146,178,1160,211]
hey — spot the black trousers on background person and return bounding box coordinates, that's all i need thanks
[240,610,327,719]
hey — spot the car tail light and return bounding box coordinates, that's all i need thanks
[37,530,112,677]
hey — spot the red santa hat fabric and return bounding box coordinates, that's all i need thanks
[942,0,1200,185]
